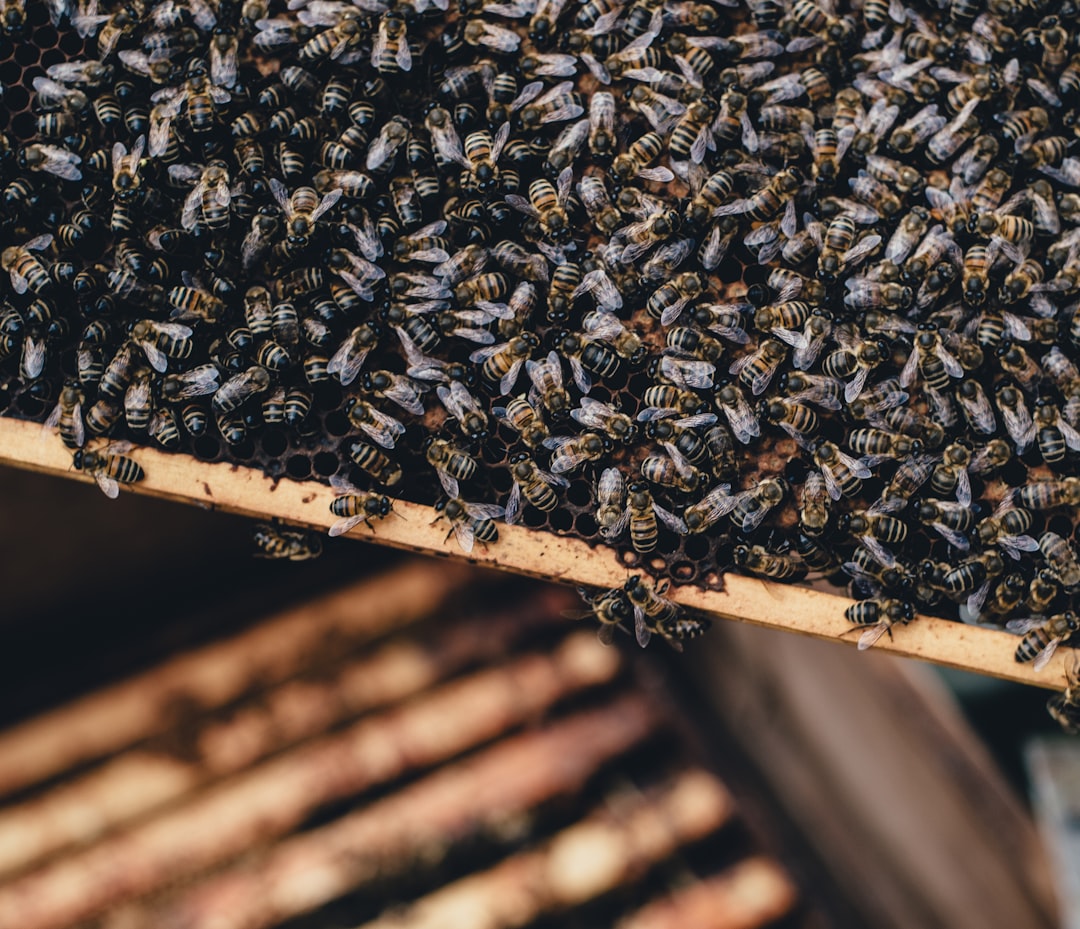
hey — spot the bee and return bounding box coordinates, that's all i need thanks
[843,278,913,312]
[129,320,192,373]
[595,467,628,541]
[545,431,612,475]
[544,118,590,175]
[472,332,540,395]
[346,398,406,450]
[568,397,636,446]
[212,365,272,414]
[847,428,923,462]
[161,364,220,402]
[1015,478,1080,511]
[1034,399,1080,464]
[799,471,831,536]
[166,281,223,323]
[578,175,623,237]
[641,443,709,493]
[814,214,881,284]
[270,179,342,248]
[734,544,806,581]
[646,272,706,326]
[1047,654,1080,734]
[612,131,676,185]
[944,549,1007,617]
[361,370,424,417]
[995,384,1036,454]
[433,379,487,442]
[2,235,54,295]
[900,325,963,392]
[44,384,86,449]
[17,143,83,181]
[505,453,568,523]
[617,209,682,265]
[729,477,786,533]
[729,338,787,397]
[714,381,760,445]
[73,445,144,498]
[433,476,504,554]
[1040,532,1080,589]
[813,440,872,501]
[915,499,975,550]
[573,585,636,646]
[506,168,573,242]
[327,477,394,537]
[623,576,690,650]
[717,168,801,226]
[494,395,550,450]
[762,397,819,444]
[1008,612,1080,670]
[517,80,584,131]
[846,599,916,651]
[252,524,323,561]
[626,480,687,552]
[349,441,403,487]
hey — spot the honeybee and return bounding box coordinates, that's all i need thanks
[626,480,687,552]
[455,123,513,193]
[493,395,550,450]
[573,585,636,646]
[506,167,574,242]
[44,383,85,449]
[129,319,192,373]
[545,431,612,475]
[517,80,584,130]
[327,477,394,537]
[813,440,872,501]
[714,381,760,444]
[2,235,54,295]
[526,349,572,418]
[1047,654,1080,734]
[437,379,488,441]
[595,466,628,541]
[994,384,1036,454]
[270,179,342,247]
[425,436,478,485]
[733,544,806,581]
[110,134,144,200]
[1007,612,1080,670]
[17,143,83,181]
[846,598,916,651]
[433,474,504,554]
[623,575,699,650]
[505,453,568,523]
[729,338,787,396]
[212,365,271,414]
[73,444,144,498]
[346,397,406,449]
[326,322,381,387]
[472,332,540,395]
[647,272,706,325]
[161,364,220,401]
[570,396,636,445]
[349,441,403,487]
[915,499,974,550]
[582,311,644,366]
[252,524,323,561]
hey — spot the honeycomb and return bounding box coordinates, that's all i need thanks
[3,0,1080,664]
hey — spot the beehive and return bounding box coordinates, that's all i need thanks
[1,0,1080,698]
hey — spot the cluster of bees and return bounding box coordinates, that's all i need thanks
[5,0,1080,712]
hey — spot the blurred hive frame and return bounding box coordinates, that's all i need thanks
[3,0,1080,696]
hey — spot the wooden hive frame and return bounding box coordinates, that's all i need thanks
[1,413,1074,691]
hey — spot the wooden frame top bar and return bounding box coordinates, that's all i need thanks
[0,415,1070,690]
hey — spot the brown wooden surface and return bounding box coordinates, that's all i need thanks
[1,415,1071,690]
[689,622,1061,929]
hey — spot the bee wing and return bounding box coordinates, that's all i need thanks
[505,194,540,218]
[931,522,971,551]
[327,341,369,387]
[1034,637,1063,672]
[181,186,203,231]
[999,534,1040,559]
[698,484,740,519]
[44,401,63,430]
[437,471,460,498]
[638,166,675,183]
[899,344,920,388]
[504,480,522,525]
[464,502,505,520]
[500,358,525,396]
[600,507,629,540]
[633,604,652,648]
[94,471,120,499]
[329,515,366,537]
[8,266,29,295]
[450,518,476,553]
[1059,419,1080,451]
[860,535,897,568]
[568,356,592,394]
[858,621,891,651]
[138,339,169,373]
[1006,617,1046,635]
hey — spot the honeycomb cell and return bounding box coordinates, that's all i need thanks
[313,451,339,476]
[15,43,39,66]
[261,431,288,457]
[286,456,312,480]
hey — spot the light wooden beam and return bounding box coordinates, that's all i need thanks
[0,415,1070,690]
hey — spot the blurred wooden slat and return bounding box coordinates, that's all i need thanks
[0,416,1071,690]
[615,859,800,929]
[0,559,473,800]
[355,769,736,929]
[689,622,1060,929]
[0,587,574,879]
[99,693,661,929]
[0,634,622,929]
